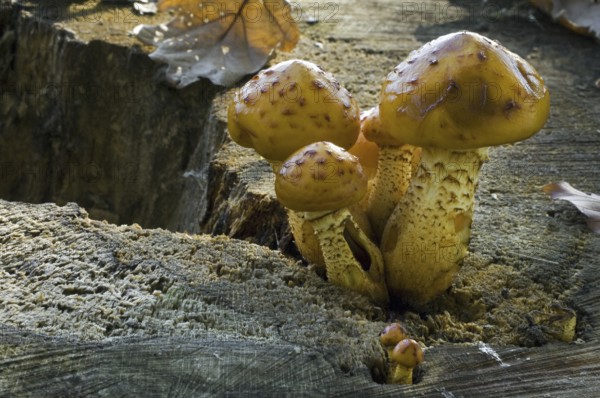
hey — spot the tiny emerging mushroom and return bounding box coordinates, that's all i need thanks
[379,323,424,384]
[379,322,408,349]
[275,141,389,305]
[379,31,550,306]
[388,339,424,384]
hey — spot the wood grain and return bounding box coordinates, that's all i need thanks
[1,0,599,396]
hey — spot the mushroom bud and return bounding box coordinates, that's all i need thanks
[388,339,424,384]
[275,141,389,305]
[379,31,550,305]
[379,323,408,349]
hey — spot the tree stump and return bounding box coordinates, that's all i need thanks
[1,0,600,395]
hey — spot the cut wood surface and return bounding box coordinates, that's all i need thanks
[1,0,600,396]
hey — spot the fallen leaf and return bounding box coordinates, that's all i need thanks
[134,0,299,87]
[530,0,600,40]
[134,1,158,16]
[543,181,600,233]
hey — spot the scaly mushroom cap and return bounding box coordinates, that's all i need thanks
[379,323,408,347]
[275,141,368,212]
[390,339,424,369]
[228,59,360,161]
[374,31,550,149]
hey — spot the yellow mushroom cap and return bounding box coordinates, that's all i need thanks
[360,106,388,147]
[227,59,360,161]
[390,339,424,368]
[275,141,368,212]
[377,31,550,149]
[348,108,380,179]
[379,323,408,347]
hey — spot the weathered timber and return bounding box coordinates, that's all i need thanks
[1,0,600,396]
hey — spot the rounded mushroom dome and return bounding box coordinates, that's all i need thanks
[379,323,408,347]
[390,339,424,368]
[372,31,550,149]
[275,141,368,212]
[228,59,360,161]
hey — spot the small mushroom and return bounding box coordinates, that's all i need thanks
[379,322,408,349]
[361,106,418,240]
[388,339,424,384]
[275,141,389,305]
[227,59,362,269]
[379,323,423,384]
[379,31,550,305]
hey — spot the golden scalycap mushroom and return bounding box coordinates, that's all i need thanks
[380,32,550,305]
[386,338,424,384]
[391,339,424,368]
[228,59,360,161]
[376,31,550,149]
[379,323,408,347]
[275,141,368,212]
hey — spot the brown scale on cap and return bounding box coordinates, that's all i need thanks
[227,59,360,162]
[377,31,550,149]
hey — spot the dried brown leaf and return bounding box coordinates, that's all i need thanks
[543,181,600,233]
[135,0,299,87]
[530,0,600,40]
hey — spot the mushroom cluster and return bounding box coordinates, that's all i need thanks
[227,59,388,305]
[227,31,550,308]
[379,323,424,384]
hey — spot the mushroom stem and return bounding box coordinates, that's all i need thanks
[286,204,376,274]
[366,145,416,240]
[388,364,414,385]
[286,208,326,270]
[306,208,389,305]
[381,146,489,305]
[387,338,424,384]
